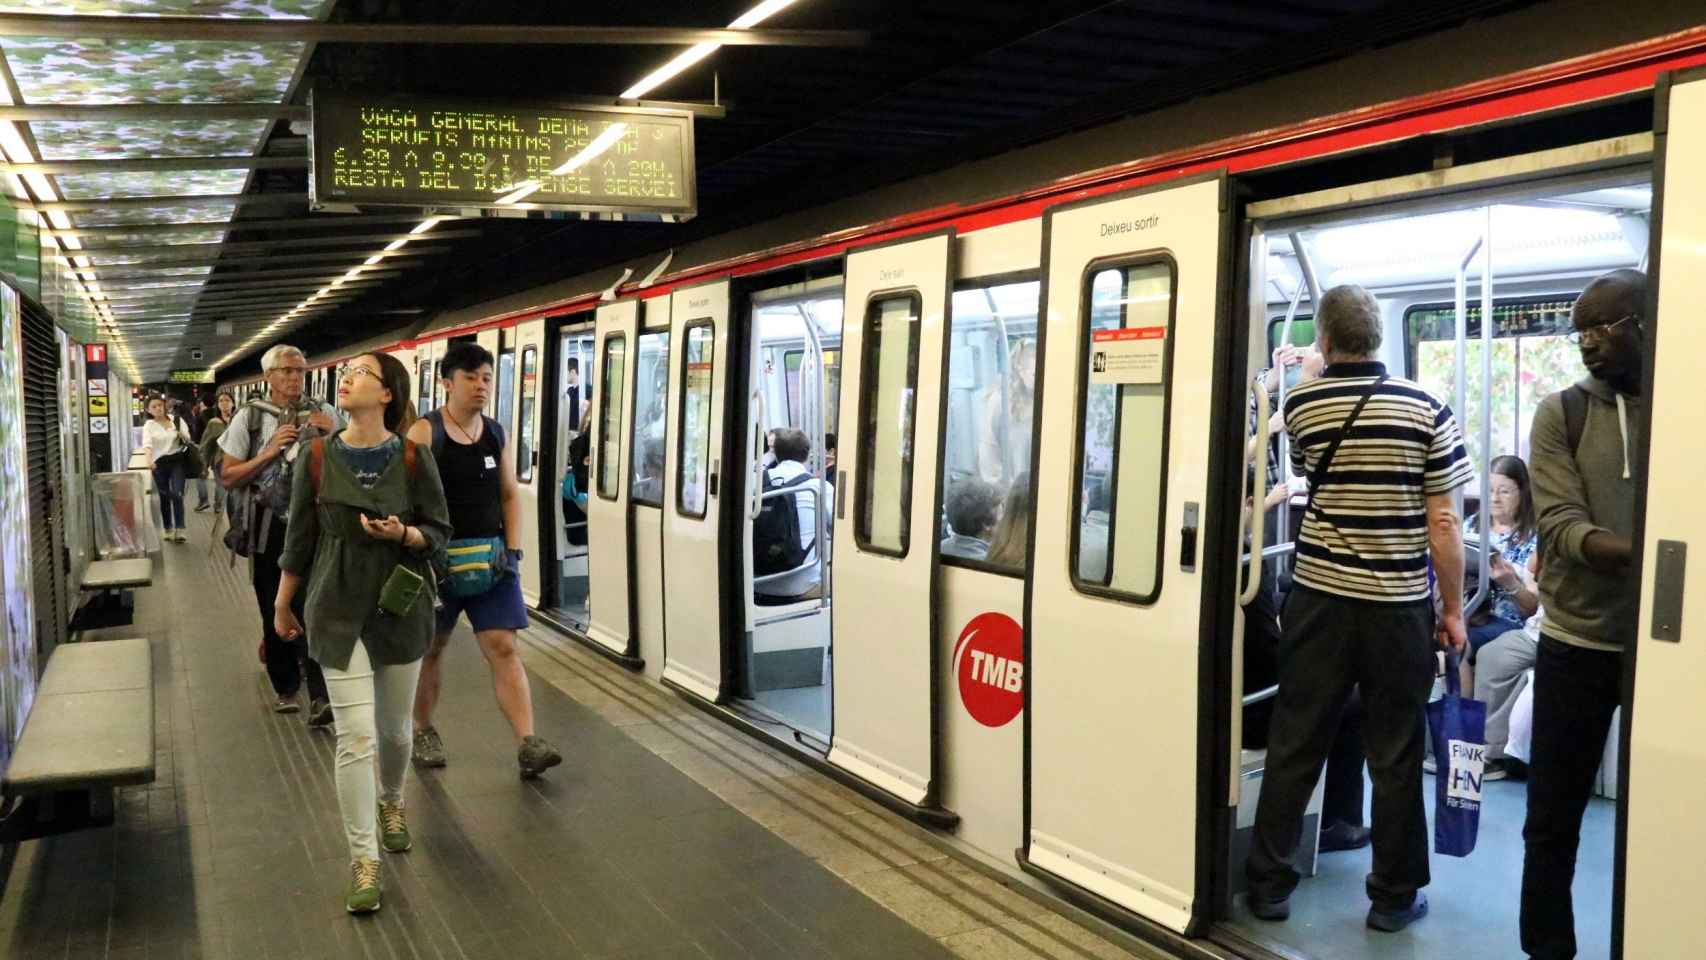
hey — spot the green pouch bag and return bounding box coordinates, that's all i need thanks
[377,564,426,617]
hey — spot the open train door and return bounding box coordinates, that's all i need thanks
[1020,173,1229,933]
[662,279,732,701]
[1623,67,1706,958]
[829,230,955,811]
[586,299,639,660]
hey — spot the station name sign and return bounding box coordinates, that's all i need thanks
[309,91,696,217]
[167,369,214,384]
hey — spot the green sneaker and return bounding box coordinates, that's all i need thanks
[378,801,411,853]
[345,857,382,914]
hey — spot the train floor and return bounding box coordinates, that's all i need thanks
[0,511,1162,960]
[1229,774,1614,959]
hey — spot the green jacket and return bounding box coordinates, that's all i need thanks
[198,417,227,473]
[279,431,452,671]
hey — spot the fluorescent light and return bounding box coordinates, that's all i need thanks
[496,181,541,205]
[409,217,443,235]
[364,255,385,266]
[621,0,800,99]
[383,238,408,252]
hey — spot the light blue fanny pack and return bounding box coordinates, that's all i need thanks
[443,536,507,599]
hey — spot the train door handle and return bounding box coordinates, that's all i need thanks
[837,472,847,519]
[1179,501,1199,573]
[709,459,720,498]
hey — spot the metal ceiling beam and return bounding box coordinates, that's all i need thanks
[74,229,481,256]
[0,156,305,175]
[47,214,464,238]
[0,103,308,122]
[33,193,306,213]
[93,271,405,292]
[71,247,449,270]
[100,289,372,309]
[0,16,868,47]
[94,279,387,300]
[106,304,341,322]
[90,261,421,281]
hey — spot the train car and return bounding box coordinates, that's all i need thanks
[288,37,1706,960]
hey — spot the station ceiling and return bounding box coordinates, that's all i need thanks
[0,0,1535,383]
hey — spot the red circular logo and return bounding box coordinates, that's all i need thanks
[954,612,1025,728]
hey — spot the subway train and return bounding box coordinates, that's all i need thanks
[125,24,1706,960]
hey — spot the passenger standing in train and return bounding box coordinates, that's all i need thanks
[273,352,450,914]
[977,338,1036,485]
[822,431,837,483]
[1245,283,1471,934]
[409,343,563,779]
[220,344,338,719]
[1520,268,1645,960]
[755,428,832,601]
[142,395,193,543]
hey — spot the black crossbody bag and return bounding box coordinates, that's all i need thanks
[1300,375,1388,523]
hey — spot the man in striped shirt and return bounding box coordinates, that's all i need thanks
[1246,284,1471,934]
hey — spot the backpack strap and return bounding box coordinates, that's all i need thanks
[1560,384,1589,456]
[425,409,447,460]
[403,438,419,479]
[484,415,506,452]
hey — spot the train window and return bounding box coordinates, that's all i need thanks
[783,349,803,426]
[516,346,538,483]
[416,358,432,416]
[496,347,516,433]
[1405,297,1582,464]
[677,322,715,519]
[1265,315,1315,353]
[597,336,627,500]
[629,331,670,507]
[941,279,1039,573]
[854,292,921,557]
[1072,259,1174,603]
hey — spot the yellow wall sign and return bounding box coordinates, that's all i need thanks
[87,395,108,416]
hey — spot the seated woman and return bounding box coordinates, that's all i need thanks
[561,431,590,547]
[941,478,1001,560]
[1465,454,1540,653]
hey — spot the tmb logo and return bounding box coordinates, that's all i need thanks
[953,612,1024,728]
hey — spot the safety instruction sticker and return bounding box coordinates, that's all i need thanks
[87,395,109,416]
[1089,326,1165,385]
[89,416,109,434]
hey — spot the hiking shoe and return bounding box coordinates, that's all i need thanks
[1247,895,1290,921]
[1367,892,1428,933]
[272,696,300,714]
[1319,821,1372,853]
[346,857,382,914]
[518,735,563,779]
[378,801,411,853]
[412,726,447,768]
[307,698,334,728]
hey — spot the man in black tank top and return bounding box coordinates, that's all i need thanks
[407,343,562,779]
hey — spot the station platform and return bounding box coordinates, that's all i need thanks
[0,512,1161,960]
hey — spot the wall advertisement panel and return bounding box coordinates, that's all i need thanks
[0,283,35,774]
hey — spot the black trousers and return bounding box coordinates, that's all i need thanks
[1323,687,1366,829]
[1521,636,1622,959]
[251,517,328,702]
[1247,586,1434,910]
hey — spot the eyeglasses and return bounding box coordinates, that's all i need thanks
[1565,314,1642,346]
[338,365,383,384]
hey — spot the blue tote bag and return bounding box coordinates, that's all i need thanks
[1427,653,1487,857]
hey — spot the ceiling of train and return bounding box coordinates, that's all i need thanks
[0,0,1540,382]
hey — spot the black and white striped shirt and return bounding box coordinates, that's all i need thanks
[1284,362,1473,604]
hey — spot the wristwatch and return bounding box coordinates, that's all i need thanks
[508,548,524,564]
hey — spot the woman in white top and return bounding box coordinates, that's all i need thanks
[977,338,1037,485]
[143,395,193,542]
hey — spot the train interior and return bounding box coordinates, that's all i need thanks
[551,325,597,632]
[1227,172,1651,958]
[736,285,843,744]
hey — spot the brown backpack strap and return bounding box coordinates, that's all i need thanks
[308,437,325,495]
[402,438,418,479]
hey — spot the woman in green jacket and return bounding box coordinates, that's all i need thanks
[273,352,451,914]
[196,390,234,514]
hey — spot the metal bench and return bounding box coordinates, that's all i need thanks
[1,637,155,838]
[82,558,153,592]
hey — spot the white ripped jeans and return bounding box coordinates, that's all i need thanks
[323,641,422,861]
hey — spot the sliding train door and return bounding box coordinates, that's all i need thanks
[829,230,954,808]
[662,280,732,701]
[586,300,639,659]
[1625,67,1706,957]
[1022,173,1228,932]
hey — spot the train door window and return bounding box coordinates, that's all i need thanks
[854,293,921,556]
[1072,260,1174,601]
[783,349,804,426]
[597,336,627,499]
[516,346,537,483]
[941,279,1039,570]
[630,331,669,507]
[808,297,845,444]
[677,322,714,518]
[496,342,516,432]
[416,358,432,416]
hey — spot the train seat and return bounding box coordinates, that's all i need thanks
[1,637,155,839]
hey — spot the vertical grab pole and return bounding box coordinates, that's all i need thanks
[1453,229,1487,616]
[799,304,830,607]
[1240,376,1271,604]
[1474,206,1495,615]
[1279,232,1318,556]
[984,288,1013,485]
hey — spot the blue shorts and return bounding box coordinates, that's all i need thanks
[435,573,529,635]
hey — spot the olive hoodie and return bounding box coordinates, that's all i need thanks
[1529,375,1640,651]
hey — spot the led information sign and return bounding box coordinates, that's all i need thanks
[309,92,696,217]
